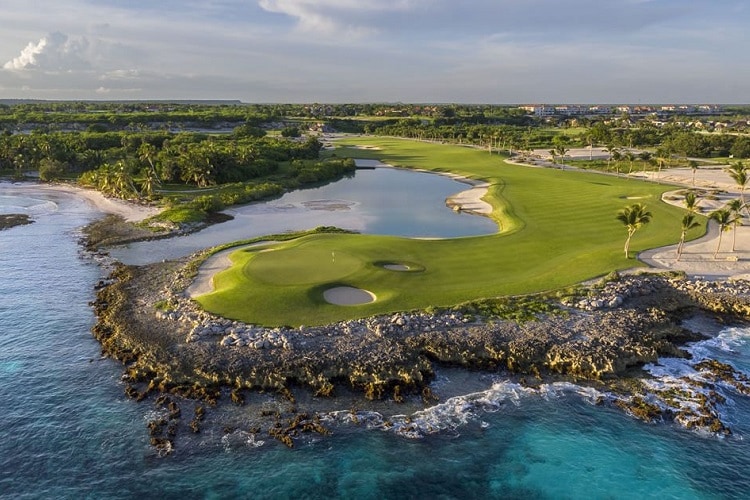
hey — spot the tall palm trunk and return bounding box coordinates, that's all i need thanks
[676,232,686,261]
[624,229,635,258]
[714,231,724,259]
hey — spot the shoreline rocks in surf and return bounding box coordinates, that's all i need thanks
[0,213,33,230]
[88,254,750,447]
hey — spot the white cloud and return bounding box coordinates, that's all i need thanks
[3,32,92,72]
[100,69,142,81]
[257,0,419,36]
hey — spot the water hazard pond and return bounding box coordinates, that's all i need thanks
[111,160,497,265]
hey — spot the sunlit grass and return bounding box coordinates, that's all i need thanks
[197,137,705,326]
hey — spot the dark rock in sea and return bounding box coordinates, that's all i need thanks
[188,419,201,434]
[268,413,331,448]
[0,214,33,231]
[194,405,205,421]
[230,389,245,406]
[149,437,174,456]
[167,401,181,420]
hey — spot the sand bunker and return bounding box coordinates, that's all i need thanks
[383,264,411,271]
[323,286,376,306]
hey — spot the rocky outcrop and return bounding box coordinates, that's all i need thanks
[91,261,750,445]
[0,213,33,230]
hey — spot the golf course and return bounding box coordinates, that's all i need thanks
[195,137,704,326]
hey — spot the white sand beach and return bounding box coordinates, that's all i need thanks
[38,183,159,222]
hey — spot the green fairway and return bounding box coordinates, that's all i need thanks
[196,137,705,326]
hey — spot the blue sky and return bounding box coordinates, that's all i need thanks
[1,0,748,103]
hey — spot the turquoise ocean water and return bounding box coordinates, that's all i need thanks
[2,182,750,499]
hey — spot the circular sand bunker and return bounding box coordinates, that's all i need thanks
[324,286,376,306]
[383,264,411,271]
[376,261,425,273]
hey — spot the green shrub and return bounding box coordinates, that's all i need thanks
[39,159,67,181]
[191,195,225,213]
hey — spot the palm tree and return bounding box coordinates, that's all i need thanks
[709,208,736,259]
[548,149,557,166]
[727,198,744,252]
[624,151,636,175]
[138,142,159,176]
[676,213,700,261]
[140,167,160,200]
[97,164,115,195]
[684,191,699,213]
[612,149,623,175]
[616,203,652,259]
[726,162,748,214]
[555,144,569,170]
[585,133,594,160]
[688,160,699,187]
[605,144,618,172]
[113,161,138,199]
[655,148,670,175]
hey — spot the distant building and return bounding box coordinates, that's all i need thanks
[518,104,721,118]
[519,105,554,117]
[554,105,586,116]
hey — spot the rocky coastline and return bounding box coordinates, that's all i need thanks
[88,247,750,452]
[0,213,33,231]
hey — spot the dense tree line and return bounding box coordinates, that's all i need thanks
[0,102,530,129]
[76,133,323,196]
[4,101,750,194]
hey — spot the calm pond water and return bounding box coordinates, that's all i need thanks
[110,161,497,264]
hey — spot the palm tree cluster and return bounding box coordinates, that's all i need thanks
[80,160,143,200]
[706,162,749,259]
[710,207,739,259]
[675,187,745,261]
[727,161,748,216]
[676,191,701,261]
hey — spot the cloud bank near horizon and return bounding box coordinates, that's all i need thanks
[0,0,748,103]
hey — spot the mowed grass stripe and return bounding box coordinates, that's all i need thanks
[196,137,704,326]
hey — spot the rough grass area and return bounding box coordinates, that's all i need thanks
[196,137,706,326]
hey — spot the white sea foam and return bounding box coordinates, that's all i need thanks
[638,325,750,435]
[643,357,699,379]
[0,195,58,215]
[324,380,609,439]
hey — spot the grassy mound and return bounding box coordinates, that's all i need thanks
[195,138,704,326]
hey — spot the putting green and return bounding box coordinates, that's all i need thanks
[244,242,363,285]
[196,137,706,327]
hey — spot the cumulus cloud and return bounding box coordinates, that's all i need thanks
[3,32,92,72]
